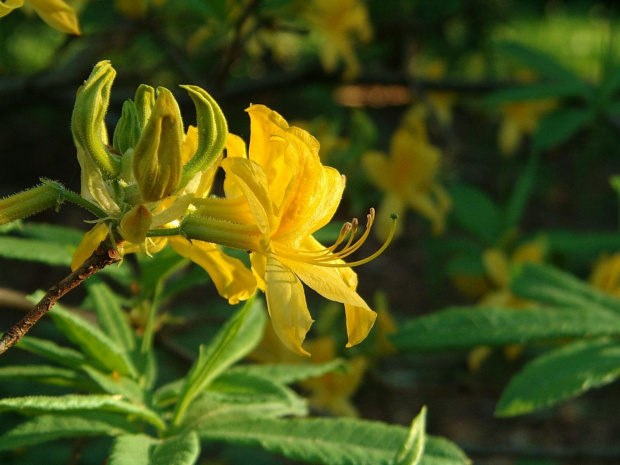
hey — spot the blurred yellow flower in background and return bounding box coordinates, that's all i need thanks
[303,0,373,79]
[590,252,620,297]
[362,106,451,240]
[0,0,80,34]
[498,99,557,157]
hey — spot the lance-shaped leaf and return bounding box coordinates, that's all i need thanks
[151,432,200,465]
[449,184,501,244]
[228,359,347,385]
[71,61,121,177]
[0,365,84,388]
[199,417,469,465]
[109,434,154,465]
[172,297,266,426]
[510,262,620,315]
[178,85,228,190]
[391,305,620,350]
[532,108,594,153]
[496,339,620,417]
[0,395,165,431]
[394,407,427,465]
[0,413,138,451]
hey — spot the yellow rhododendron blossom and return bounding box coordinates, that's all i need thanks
[186,105,396,355]
[303,0,373,80]
[498,99,557,157]
[69,62,256,306]
[362,107,451,240]
[1,0,80,35]
[590,252,620,298]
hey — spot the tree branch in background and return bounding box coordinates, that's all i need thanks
[0,241,121,355]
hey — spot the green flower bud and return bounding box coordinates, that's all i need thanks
[119,204,152,244]
[71,61,121,178]
[132,87,184,202]
[178,85,228,190]
[135,84,156,130]
[113,100,141,156]
[0,184,59,226]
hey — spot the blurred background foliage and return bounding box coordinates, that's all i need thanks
[2,0,620,464]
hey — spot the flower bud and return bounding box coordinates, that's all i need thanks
[113,100,141,156]
[71,61,121,177]
[119,204,152,244]
[0,184,59,226]
[132,87,184,202]
[135,84,155,130]
[177,85,227,190]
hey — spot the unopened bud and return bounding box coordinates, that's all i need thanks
[132,87,184,202]
[113,100,141,156]
[0,184,59,226]
[71,61,121,177]
[135,84,155,130]
[119,204,152,244]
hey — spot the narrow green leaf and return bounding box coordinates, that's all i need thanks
[395,406,426,465]
[109,434,154,465]
[151,432,200,465]
[86,279,136,351]
[199,418,468,465]
[15,336,85,368]
[229,359,348,385]
[543,230,620,265]
[503,151,539,232]
[81,365,145,403]
[599,65,620,101]
[483,82,585,105]
[18,223,85,246]
[496,339,620,417]
[0,236,72,266]
[173,297,266,426]
[449,184,501,244]
[532,108,594,153]
[0,365,82,387]
[0,413,138,451]
[444,251,486,277]
[48,303,137,377]
[391,305,620,350]
[510,263,620,315]
[179,372,307,431]
[0,395,165,431]
[497,41,584,84]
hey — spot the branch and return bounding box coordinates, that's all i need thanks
[0,241,121,355]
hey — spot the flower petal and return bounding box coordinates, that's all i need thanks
[169,237,256,305]
[71,222,109,271]
[29,0,80,35]
[265,252,313,356]
[0,0,23,18]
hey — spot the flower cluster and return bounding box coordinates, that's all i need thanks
[0,61,395,356]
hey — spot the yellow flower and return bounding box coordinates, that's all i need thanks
[498,99,557,157]
[590,252,620,298]
[0,0,80,35]
[70,62,256,305]
[185,105,395,355]
[362,107,451,240]
[303,0,373,80]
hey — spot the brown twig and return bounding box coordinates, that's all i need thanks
[0,242,121,355]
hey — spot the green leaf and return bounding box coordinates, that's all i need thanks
[510,263,620,315]
[444,251,486,277]
[81,365,144,403]
[173,297,266,426]
[0,395,165,431]
[395,407,426,465]
[47,302,137,377]
[544,230,620,265]
[15,336,85,368]
[199,417,469,465]
[18,223,85,246]
[151,432,200,465]
[497,41,584,84]
[0,236,72,266]
[178,372,307,431]
[0,365,82,387]
[449,184,501,244]
[86,279,136,351]
[483,82,585,105]
[229,359,348,384]
[532,108,594,153]
[391,305,620,350]
[503,151,539,232]
[496,339,620,417]
[109,434,154,465]
[0,413,138,451]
